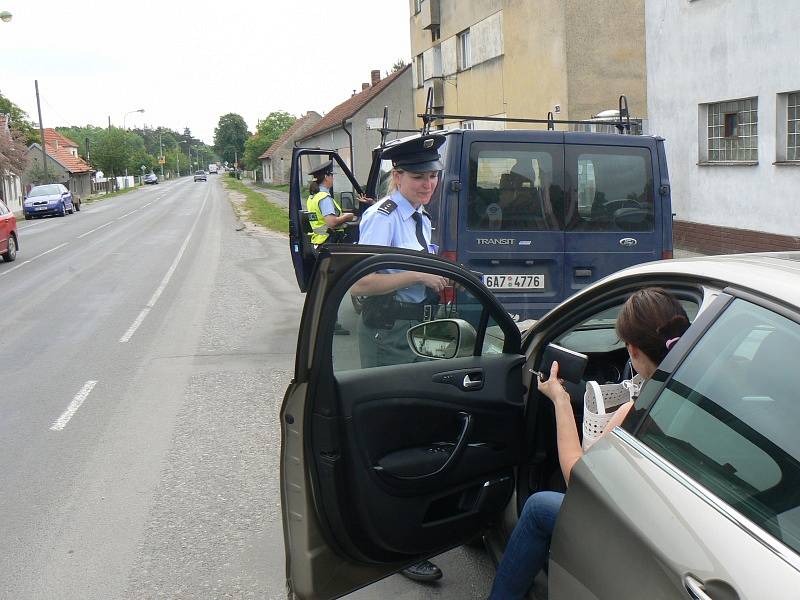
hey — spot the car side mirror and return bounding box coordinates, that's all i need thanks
[407,319,477,360]
[339,191,356,212]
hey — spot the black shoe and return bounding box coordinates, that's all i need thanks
[401,560,442,582]
[333,322,350,335]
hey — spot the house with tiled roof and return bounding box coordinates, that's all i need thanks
[0,114,24,212]
[258,111,322,185]
[297,65,414,184]
[25,128,93,198]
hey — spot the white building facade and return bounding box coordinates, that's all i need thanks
[646,0,800,253]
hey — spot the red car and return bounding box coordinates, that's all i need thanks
[0,200,18,262]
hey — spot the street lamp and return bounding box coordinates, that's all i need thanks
[123,108,144,130]
[0,11,12,23]
[122,108,144,178]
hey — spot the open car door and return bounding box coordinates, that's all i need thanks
[280,246,527,599]
[289,148,364,292]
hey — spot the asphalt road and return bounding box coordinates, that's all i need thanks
[0,176,497,599]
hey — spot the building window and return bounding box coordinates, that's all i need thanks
[458,29,472,70]
[431,26,440,42]
[414,0,421,15]
[788,92,799,161]
[415,54,424,88]
[707,98,758,162]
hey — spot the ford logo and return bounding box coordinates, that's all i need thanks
[619,238,638,247]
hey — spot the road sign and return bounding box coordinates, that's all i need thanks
[158,156,165,164]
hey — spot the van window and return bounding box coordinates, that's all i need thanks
[467,143,564,231]
[567,146,655,232]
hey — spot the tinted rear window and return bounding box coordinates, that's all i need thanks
[467,142,565,231]
[566,145,655,232]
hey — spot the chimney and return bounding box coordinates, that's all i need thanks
[371,69,381,86]
[362,82,370,91]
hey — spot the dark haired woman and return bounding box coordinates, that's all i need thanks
[488,287,690,599]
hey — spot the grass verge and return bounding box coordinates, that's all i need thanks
[255,182,290,193]
[223,177,289,233]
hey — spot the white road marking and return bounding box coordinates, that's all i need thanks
[50,380,98,431]
[77,221,114,239]
[116,208,140,220]
[0,242,69,277]
[119,191,209,343]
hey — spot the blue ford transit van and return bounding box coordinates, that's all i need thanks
[289,118,673,320]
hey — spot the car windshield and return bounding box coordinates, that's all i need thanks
[29,185,63,197]
[195,171,204,174]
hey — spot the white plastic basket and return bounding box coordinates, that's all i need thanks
[582,375,643,451]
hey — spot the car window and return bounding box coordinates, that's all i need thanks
[29,184,62,196]
[0,202,8,215]
[467,142,564,232]
[555,299,699,354]
[567,145,655,233]
[332,268,492,372]
[637,299,800,554]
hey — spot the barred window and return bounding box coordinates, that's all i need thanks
[707,98,758,162]
[788,93,799,161]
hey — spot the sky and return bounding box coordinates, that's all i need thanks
[0,0,411,145]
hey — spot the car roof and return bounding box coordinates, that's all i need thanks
[595,252,800,308]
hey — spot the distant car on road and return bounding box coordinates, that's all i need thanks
[144,173,159,185]
[23,183,77,219]
[0,200,18,262]
[194,170,207,182]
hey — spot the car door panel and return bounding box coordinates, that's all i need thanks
[550,430,800,599]
[282,248,525,599]
[333,355,525,557]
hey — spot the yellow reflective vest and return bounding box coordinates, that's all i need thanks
[306,191,344,245]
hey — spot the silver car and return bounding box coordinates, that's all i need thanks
[281,248,800,599]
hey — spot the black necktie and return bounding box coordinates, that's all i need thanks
[411,212,429,253]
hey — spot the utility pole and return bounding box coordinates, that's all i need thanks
[108,115,111,131]
[159,133,164,178]
[34,80,49,183]
[176,142,180,177]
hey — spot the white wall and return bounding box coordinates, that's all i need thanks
[646,0,800,236]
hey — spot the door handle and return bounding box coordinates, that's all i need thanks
[684,575,712,600]
[462,373,483,390]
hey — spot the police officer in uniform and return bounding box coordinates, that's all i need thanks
[306,160,355,245]
[307,160,355,334]
[351,134,449,582]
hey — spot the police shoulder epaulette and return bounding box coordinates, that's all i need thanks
[377,199,397,216]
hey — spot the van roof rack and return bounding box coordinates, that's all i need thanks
[419,88,636,135]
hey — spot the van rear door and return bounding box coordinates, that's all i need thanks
[563,135,661,292]
[457,132,566,320]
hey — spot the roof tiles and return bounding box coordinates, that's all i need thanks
[299,65,410,141]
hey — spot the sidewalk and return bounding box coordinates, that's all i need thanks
[240,180,289,209]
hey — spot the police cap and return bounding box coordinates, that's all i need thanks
[308,159,333,178]
[382,134,445,173]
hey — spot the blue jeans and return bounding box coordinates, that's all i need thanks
[489,491,565,600]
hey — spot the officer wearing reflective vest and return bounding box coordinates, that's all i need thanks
[306,160,355,246]
[350,133,449,582]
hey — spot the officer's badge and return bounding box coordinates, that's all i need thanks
[377,199,398,215]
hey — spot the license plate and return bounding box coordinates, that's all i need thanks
[482,273,545,290]
[35,206,46,211]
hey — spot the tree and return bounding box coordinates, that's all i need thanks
[0,90,39,145]
[213,113,249,166]
[0,125,28,176]
[243,111,296,170]
[91,128,142,176]
[392,59,407,72]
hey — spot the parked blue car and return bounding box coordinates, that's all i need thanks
[23,184,77,219]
